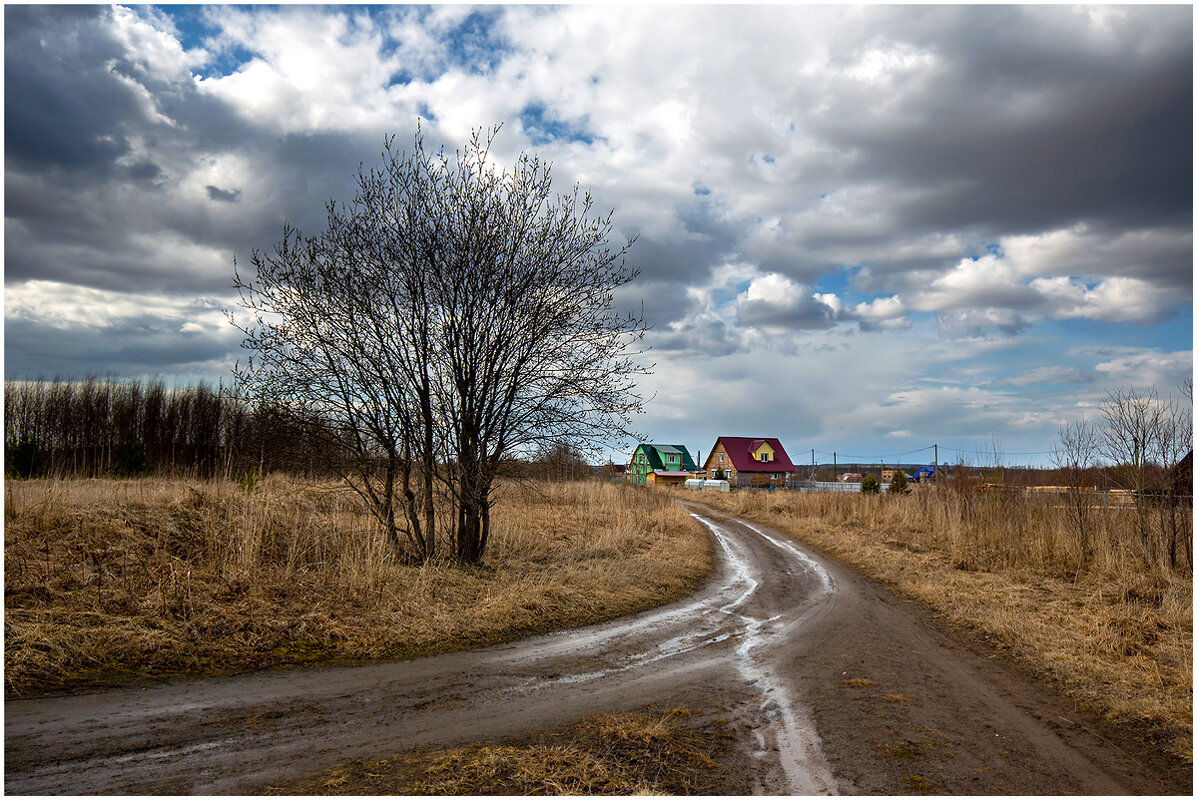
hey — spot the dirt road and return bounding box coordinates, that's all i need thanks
[4,504,1180,794]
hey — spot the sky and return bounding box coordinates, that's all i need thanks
[4,3,1193,468]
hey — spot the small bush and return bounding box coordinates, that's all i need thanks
[887,471,910,494]
[5,439,45,479]
[239,467,261,495]
[861,474,881,494]
[110,439,151,478]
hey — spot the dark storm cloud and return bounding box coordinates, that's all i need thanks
[737,295,838,330]
[4,6,142,173]
[727,4,1192,303]
[206,185,240,203]
[3,316,237,379]
[4,5,390,296]
[824,5,1191,237]
[618,197,740,291]
[612,280,692,333]
[651,327,740,358]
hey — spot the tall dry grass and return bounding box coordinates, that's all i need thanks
[4,477,709,696]
[268,708,744,795]
[696,486,1192,761]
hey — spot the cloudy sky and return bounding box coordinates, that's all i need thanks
[4,3,1193,467]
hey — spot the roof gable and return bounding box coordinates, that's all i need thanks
[635,443,698,472]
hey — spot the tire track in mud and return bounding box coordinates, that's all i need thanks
[4,510,839,795]
[692,513,837,794]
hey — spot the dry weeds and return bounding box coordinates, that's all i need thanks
[264,708,746,795]
[696,488,1193,761]
[4,477,710,696]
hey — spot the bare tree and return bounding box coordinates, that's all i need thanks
[1099,386,1163,566]
[231,126,647,564]
[1097,385,1194,570]
[1052,416,1101,566]
[532,440,590,482]
[1153,384,1193,569]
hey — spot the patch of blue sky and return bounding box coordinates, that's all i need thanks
[151,5,213,49]
[415,102,437,122]
[811,269,853,296]
[152,4,260,79]
[692,183,711,196]
[961,240,1005,261]
[812,265,887,308]
[1048,309,1193,356]
[443,8,510,75]
[387,68,415,87]
[518,104,597,146]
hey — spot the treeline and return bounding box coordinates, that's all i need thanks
[4,376,330,480]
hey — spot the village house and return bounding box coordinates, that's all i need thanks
[627,443,699,486]
[911,465,940,483]
[702,437,797,489]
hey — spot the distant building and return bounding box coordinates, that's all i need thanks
[1168,450,1192,499]
[839,472,864,482]
[628,443,699,486]
[912,466,941,483]
[702,437,796,489]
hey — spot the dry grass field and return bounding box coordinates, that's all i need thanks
[4,477,710,697]
[694,487,1193,761]
[267,707,747,795]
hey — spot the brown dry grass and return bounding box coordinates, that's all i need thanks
[4,477,709,697]
[265,707,746,795]
[695,488,1193,761]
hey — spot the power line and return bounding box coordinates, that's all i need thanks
[816,445,934,460]
[938,445,1056,456]
[808,442,1055,463]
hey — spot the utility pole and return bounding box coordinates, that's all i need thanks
[812,448,816,481]
[934,444,938,484]
[833,451,837,481]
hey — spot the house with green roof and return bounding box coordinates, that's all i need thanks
[628,443,699,486]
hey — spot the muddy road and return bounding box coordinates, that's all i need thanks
[4,504,1180,794]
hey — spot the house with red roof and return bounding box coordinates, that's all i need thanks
[702,437,797,489]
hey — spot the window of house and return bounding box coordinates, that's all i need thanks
[718,453,724,462]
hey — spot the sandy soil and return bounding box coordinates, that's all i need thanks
[4,503,1187,794]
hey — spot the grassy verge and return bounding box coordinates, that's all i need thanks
[692,488,1192,762]
[4,477,710,696]
[263,708,747,795]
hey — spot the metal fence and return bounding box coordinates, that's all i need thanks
[793,480,890,493]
